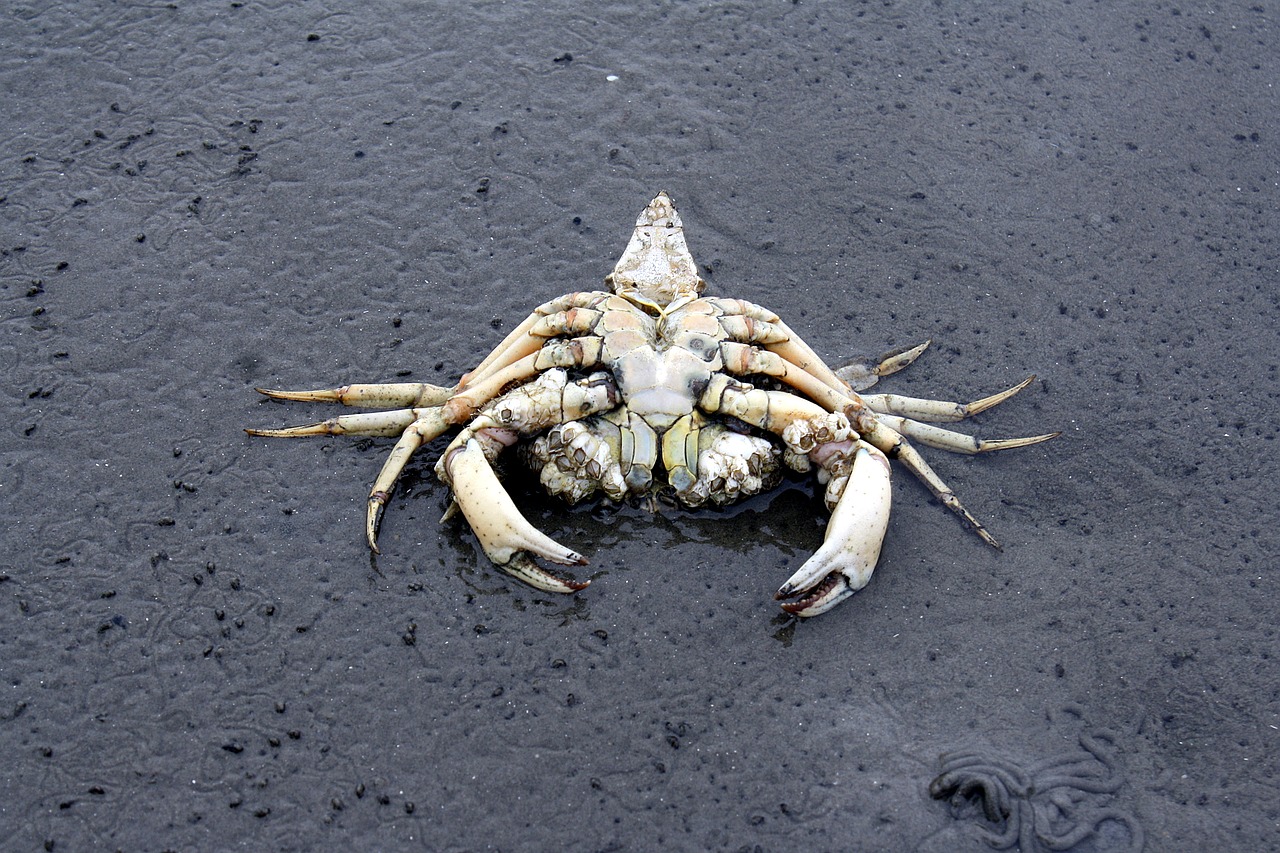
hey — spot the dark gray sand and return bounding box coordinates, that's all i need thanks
[2,3,1275,850]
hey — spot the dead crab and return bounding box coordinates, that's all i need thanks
[248,192,1057,617]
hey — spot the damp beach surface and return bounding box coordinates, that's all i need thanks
[2,3,1276,850]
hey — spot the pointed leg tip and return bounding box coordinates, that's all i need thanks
[366,520,383,552]
[243,426,299,438]
[245,426,293,437]
[1010,375,1038,395]
[965,375,1045,417]
[881,340,931,374]
[253,386,347,404]
[255,387,295,400]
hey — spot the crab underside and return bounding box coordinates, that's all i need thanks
[248,192,1057,617]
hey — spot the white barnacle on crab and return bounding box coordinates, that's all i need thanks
[249,192,1057,617]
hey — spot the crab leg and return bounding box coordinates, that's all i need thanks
[701,373,824,435]
[708,299,851,393]
[441,437,588,593]
[860,375,1038,422]
[868,433,1003,548]
[254,382,454,408]
[707,297,920,396]
[447,337,606,422]
[246,408,422,438]
[364,409,454,549]
[460,292,609,388]
[776,442,892,617]
[763,317,872,393]
[834,341,933,392]
[252,335,615,552]
[461,312,549,386]
[720,341,867,415]
[247,381,455,437]
[870,413,1060,455]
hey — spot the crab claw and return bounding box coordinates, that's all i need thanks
[444,438,589,594]
[775,442,892,617]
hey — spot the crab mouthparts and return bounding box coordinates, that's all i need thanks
[606,191,704,307]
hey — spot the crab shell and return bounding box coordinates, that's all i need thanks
[249,192,1057,617]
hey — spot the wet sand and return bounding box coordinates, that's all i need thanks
[2,3,1276,850]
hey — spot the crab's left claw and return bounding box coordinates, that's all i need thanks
[775,442,892,617]
[444,438,589,594]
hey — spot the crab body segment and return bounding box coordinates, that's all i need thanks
[248,193,1057,617]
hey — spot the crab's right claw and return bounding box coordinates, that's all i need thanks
[775,442,892,617]
[444,438,589,593]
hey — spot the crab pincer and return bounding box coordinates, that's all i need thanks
[442,438,589,593]
[775,442,892,617]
